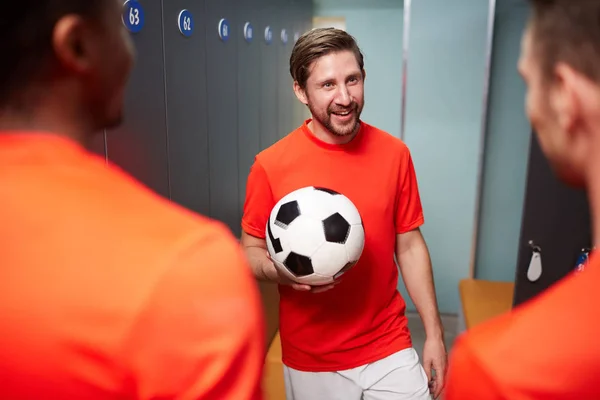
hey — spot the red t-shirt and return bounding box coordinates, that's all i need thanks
[445,253,600,399]
[242,119,425,371]
[0,133,265,399]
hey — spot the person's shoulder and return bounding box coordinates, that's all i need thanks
[361,122,410,153]
[255,124,305,167]
[449,258,600,394]
[98,160,240,258]
[120,214,265,399]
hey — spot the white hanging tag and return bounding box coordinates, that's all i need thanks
[527,251,542,282]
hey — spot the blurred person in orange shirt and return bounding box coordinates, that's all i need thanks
[445,1,600,398]
[0,1,265,399]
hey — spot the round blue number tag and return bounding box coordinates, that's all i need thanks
[218,18,230,42]
[264,26,273,44]
[122,0,144,33]
[178,9,194,37]
[281,29,288,44]
[244,22,253,43]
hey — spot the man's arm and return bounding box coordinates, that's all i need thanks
[396,228,443,339]
[240,159,333,293]
[396,227,446,398]
[240,231,329,292]
[122,229,265,400]
[240,230,279,282]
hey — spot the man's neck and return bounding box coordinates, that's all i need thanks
[0,105,91,145]
[308,119,359,145]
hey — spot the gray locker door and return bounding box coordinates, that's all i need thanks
[290,0,312,130]
[277,0,295,139]
[205,0,240,235]
[106,0,170,199]
[86,131,107,162]
[289,0,305,130]
[237,0,264,216]
[162,0,211,216]
[258,0,280,149]
[513,132,592,306]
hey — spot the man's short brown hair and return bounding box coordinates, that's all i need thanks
[528,0,600,83]
[289,28,365,89]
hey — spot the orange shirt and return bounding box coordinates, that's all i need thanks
[242,119,424,372]
[445,254,600,399]
[0,133,265,399]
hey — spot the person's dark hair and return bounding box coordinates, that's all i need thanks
[289,27,364,89]
[528,0,600,83]
[0,1,104,107]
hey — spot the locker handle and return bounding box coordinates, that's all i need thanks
[528,240,541,253]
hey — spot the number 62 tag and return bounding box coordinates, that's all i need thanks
[178,9,194,37]
[122,0,145,33]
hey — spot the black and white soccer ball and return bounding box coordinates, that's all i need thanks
[266,186,365,286]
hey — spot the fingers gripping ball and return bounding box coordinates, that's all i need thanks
[266,186,365,286]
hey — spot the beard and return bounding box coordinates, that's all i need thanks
[307,100,363,137]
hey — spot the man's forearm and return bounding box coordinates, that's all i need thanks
[397,234,443,340]
[244,246,272,281]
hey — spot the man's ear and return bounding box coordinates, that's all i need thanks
[552,62,582,137]
[293,81,308,105]
[52,15,93,74]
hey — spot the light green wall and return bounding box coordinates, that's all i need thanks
[474,1,532,283]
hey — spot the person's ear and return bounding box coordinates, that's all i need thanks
[293,81,308,105]
[552,62,585,138]
[52,15,94,74]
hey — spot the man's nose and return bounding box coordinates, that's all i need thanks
[335,86,352,106]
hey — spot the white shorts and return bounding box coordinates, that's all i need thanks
[283,348,431,400]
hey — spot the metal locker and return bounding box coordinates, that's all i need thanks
[162,0,211,217]
[236,0,264,217]
[106,0,171,199]
[513,132,592,306]
[258,0,281,149]
[277,0,295,139]
[86,131,107,162]
[205,0,241,235]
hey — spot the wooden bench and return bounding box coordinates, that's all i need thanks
[263,332,286,400]
[458,279,515,329]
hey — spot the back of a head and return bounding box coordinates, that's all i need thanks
[289,27,365,90]
[522,0,600,187]
[0,1,134,133]
[528,0,600,84]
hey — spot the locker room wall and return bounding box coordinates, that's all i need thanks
[105,0,313,345]
[105,0,313,233]
[106,0,171,200]
[163,0,211,217]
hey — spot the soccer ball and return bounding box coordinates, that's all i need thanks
[266,186,365,286]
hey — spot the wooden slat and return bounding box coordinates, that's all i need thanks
[459,279,514,329]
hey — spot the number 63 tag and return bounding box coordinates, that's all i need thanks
[122,0,145,33]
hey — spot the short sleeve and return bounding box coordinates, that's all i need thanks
[395,147,424,234]
[122,227,266,400]
[242,159,275,239]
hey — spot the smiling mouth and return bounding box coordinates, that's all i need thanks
[331,109,353,117]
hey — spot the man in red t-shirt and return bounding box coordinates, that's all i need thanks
[0,1,265,399]
[445,1,600,398]
[241,28,446,399]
